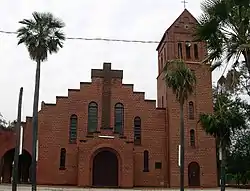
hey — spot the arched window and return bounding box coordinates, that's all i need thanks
[134,117,141,145]
[59,148,66,170]
[88,102,98,133]
[178,43,183,58]
[188,101,194,120]
[161,56,163,70]
[114,103,124,134]
[162,96,164,107]
[143,150,149,172]
[190,129,195,147]
[194,44,199,59]
[69,115,77,143]
[185,41,191,59]
[164,48,167,60]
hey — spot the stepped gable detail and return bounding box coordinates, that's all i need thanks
[40,63,157,111]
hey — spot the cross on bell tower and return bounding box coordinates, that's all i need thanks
[181,0,188,9]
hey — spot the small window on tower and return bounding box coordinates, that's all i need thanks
[162,96,164,108]
[163,51,165,63]
[188,101,194,120]
[190,129,195,147]
[194,44,199,59]
[185,41,191,59]
[155,162,162,169]
[164,48,167,60]
[159,57,161,71]
[161,56,164,70]
[178,43,183,59]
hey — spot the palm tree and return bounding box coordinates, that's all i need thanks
[0,113,6,128]
[164,59,196,191]
[199,89,247,191]
[195,0,250,74]
[17,12,65,191]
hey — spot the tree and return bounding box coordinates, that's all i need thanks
[0,113,15,130]
[199,89,248,191]
[17,12,65,191]
[164,59,196,191]
[195,0,250,94]
[227,128,250,185]
[218,61,250,96]
[0,112,7,128]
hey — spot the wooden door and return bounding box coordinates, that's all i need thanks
[188,162,200,187]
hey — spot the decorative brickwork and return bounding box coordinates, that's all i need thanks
[0,9,217,188]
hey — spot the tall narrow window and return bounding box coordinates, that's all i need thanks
[190,129,195,147]
[159,57,162,72]
[161,56,164,70]
[185,41,191,59]
[162,96,164,107]
[69,115,77,143]
[178,43,183,59]
[143,150,149,172]
[59,148,66,169]
[163,49,165,61]
[134,117,141,145]
[188,101,194,120]
[164,48,167,60]
[114,103,124,134]
[194,44,199,59]
[88,102,98,133]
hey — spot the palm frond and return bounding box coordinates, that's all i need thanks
[196,0,250,79]
[17,12,65,62]
[164,59,196,103]
[210,60,223,71]
[199,90,248,146]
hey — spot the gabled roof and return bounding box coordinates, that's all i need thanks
[156,9,198,51]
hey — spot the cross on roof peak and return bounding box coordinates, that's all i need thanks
[90,62,123,129]
[103,62,111,71]
[91,62,123,79]
[181,0,188,9]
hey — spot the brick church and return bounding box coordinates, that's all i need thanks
[0,9,217,188]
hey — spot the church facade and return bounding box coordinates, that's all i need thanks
[0,9,217,188]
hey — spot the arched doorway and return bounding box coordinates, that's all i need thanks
[0,148,32,184]
[188,162,200,187]
[92,150,118,187]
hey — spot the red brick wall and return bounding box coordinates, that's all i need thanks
[0,117,33,160]
[157,9,217,188]
[0,118,33,183]
[33,76,167,187]
[111,79,167,187]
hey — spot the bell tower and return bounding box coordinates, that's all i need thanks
[156,9,217,187]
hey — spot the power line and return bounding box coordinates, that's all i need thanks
[0,30,160,43]
[67,37,159,43]
[0,30,198,44]
[0,30,17,34]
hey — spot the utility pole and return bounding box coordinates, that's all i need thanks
[12,87,23,191]
[31,60,41,191]
[180,103,185,191]
[178,44,185,191]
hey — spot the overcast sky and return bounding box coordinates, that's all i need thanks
[0,0,225,121]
